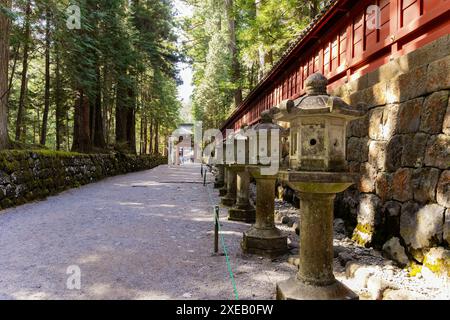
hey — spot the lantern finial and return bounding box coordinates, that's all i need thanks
[305,73,328,96]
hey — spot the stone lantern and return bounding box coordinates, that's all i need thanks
[218,137,228,197]
[273,73,366,300]
[241,111,288,258]
[213,138,225,189]
[221,132,237,207]
[228,126,256,223]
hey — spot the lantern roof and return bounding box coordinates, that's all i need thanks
[272,73,366,121]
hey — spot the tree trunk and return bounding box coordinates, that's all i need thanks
[72,90,92,153]
[102,66,111,146]
[126,85,136,154]
[154,121,159,155]
[6,42,19,104]
[139,116,144,154]
[115,74,129,150]
[66,110,70,151]
[143,115,147,154]
[93,65,106,149]
[40,6,51,146]
[149,119,153,155]
[15,0,31,141]
[225,0,242,107]
[0,0,12,149]
[55,45,63,150]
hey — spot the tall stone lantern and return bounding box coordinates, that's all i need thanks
[221,132,238,207]
[241,111,288,258]
[218,139,228,197]
[228,126,256,223]
[213,137,225,189]
[273,73,366,300]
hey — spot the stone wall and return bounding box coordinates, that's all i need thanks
[332,35,449,267]
[0,150,167,210]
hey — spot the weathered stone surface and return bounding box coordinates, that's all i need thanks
[347,74,369,93]
[411,167,440,204]
[335,188,359,223]
[334,218,346,235]
[444,209,450,245]
[350,82,387,108]
[427,55,450,93]
[424,134,450,169]
[422,247,450,281]
[387,65,427,103]
[348,161,361,174]
[369,105,399,141]
[375,172,393,202]
[348,114,369,138]
[383,289,428,300]
[368,140,387,171]
[367,60,407,87]
[367,275,392,300]
[397,98,423,134]
[421,91,449,134]
[436,170,450,208]
[360,138,369,162]
[393,168,413,202]
[0,152,168,211]
[347,137,362,162]
[369,108,384,141]
[347,263,376,288]
[352,194,382,247]
[385,135,404,172]
[400,203,445,250]
[443,98,450,135]
[382,201,402,238]
[401,133,428,167]
[359,162,377,193]
[399,35,449,71]
[347,137,365,162]
[382,237,409,267]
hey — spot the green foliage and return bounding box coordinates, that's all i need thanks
[4,0,182,153]
[182,0,326,130]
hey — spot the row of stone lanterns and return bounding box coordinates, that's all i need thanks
[212,73,365,300]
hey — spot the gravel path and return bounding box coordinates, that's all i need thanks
[0,164,294,300]
[4,163,444,300]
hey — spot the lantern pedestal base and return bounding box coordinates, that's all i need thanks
[276,278,359,300]
[241,227,287,258]
[221,196,236,207]
[219,188,227,197]
[214,182,224,189]
[228,206,255,223]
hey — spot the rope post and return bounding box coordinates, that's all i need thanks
[214,206,219,254]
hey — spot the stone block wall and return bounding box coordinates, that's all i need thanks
[332,35,450,265]
[0,150,167,210]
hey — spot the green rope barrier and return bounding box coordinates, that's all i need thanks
[205,177,239,301]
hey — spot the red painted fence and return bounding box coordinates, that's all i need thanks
[222,0,450,132]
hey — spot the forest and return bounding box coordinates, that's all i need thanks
[0,0,182,154]
[183,0,325,130]
[0,0,324,154]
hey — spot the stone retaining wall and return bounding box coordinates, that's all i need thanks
[0,150,167,210]
[331,35,449,268]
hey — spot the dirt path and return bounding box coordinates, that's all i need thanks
[0,164,294,300]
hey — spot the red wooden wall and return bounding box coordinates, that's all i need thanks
[224,0,450,132]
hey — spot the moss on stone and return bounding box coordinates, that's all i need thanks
[0,152,166,211]
[423,256,450,277]
[355,223,374,234]
[407,262,422,277]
